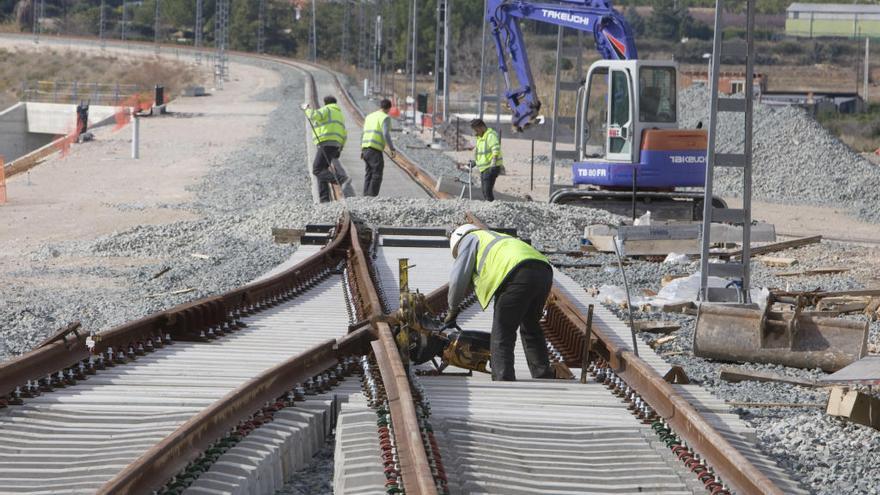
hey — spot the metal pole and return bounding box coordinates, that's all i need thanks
[699,2,725,302]
[443,0,451,123]
[478,0,488,120]
[612,237,639,358]
[341,3,349,63]
[310,0,317,61]
[411,0,418,125]
[432,0,442,142]
[32,0,39,44]
[530,139,535,191]
[548,27,563,198]
[257,0,266,54]
[154,0,161,53]
[121,0,128,42]
[195,0,203,61]
[131,112,140,159]
[865,37,871,109]
[99,0,106,48]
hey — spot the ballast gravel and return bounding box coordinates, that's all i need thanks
[679,85,880,223]
[0,60,311,360]
[559,239,880,495]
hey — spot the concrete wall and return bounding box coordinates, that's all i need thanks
[25,102,119,135]
[0,103,54,163]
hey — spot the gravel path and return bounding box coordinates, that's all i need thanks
[680,85,880,224]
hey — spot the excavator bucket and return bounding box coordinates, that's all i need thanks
[693,304,868,372]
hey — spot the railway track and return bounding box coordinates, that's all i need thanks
[0,38,813,495]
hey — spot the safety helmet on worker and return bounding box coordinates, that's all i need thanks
[449,224,480,258]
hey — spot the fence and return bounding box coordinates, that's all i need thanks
[20,81,146,106]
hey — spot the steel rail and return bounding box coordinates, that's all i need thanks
[347,221,439,495]
[97,331,371,494]
[0,211,350,402]
[462,211,782,495]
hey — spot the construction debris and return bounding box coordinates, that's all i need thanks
[649,335,676,349]
[720,366,819,388]
[826,386,880,429]
[718,235,822,260]
[633,320,680,334]
[819,356,880,386]
[272,227,305,244]
[585,222,776,256]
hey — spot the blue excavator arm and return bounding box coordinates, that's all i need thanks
[486,0,637,130]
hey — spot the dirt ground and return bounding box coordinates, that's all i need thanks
[0,41,279,275]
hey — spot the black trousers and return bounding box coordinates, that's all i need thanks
[491,261,554,381]
[362,148,385,197]
[480,166,500,202]
[312,145,342,203]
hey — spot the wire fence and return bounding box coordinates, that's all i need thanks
[20,81,147,106]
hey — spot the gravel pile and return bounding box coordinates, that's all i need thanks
[679,85,880,223]
[0,60,314,360]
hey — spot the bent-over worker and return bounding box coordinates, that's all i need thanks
[469,119,503,202]
[302,95,348,202]
[361,99,397,197]
[445,224,554,381]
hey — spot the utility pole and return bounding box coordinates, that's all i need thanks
[215,0,230,87]
[341,2,349,64]
[154,0,162,54]
[478,0,488,119]
[99,0,106,49]
[258,0,267,54]
[121,0,128,42]
[32,0,42,44]
[309,0,317,61]
[865,37,871,110]
[374,15,382,95]
[443,0,451,122]
[195,0,203,62]
[411,0,418,124]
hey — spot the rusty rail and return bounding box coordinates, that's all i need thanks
[463,211,782,494]
[97,330,371,494]
[0,212,350,401]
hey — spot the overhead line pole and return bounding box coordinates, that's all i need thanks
[411,0,418,127]
[121,0,128,42]
[195,0,204,62]
[154,0,162,54]
[99,0,106,49]
[443,0,451,122]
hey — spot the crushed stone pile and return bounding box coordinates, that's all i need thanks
[679,84,880,223]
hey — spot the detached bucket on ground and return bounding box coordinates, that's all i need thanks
[693,303,868,372]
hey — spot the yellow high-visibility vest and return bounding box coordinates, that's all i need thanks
[361,110,389,151]
[471,230,549,309]
[474,128,503,172]
[306,103,347,146]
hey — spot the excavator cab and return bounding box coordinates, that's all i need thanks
[573,60,707,190]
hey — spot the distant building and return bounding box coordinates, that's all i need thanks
[680,70,767,95]
[786,3,880,38]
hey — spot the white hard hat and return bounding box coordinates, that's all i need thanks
[449,224,480,258]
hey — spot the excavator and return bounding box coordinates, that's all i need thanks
[486,0,726,219]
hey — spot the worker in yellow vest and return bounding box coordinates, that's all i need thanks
[301,95,349,202]
[445,224,554,381]
[360,99,397,197]
[469,118,503,202]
